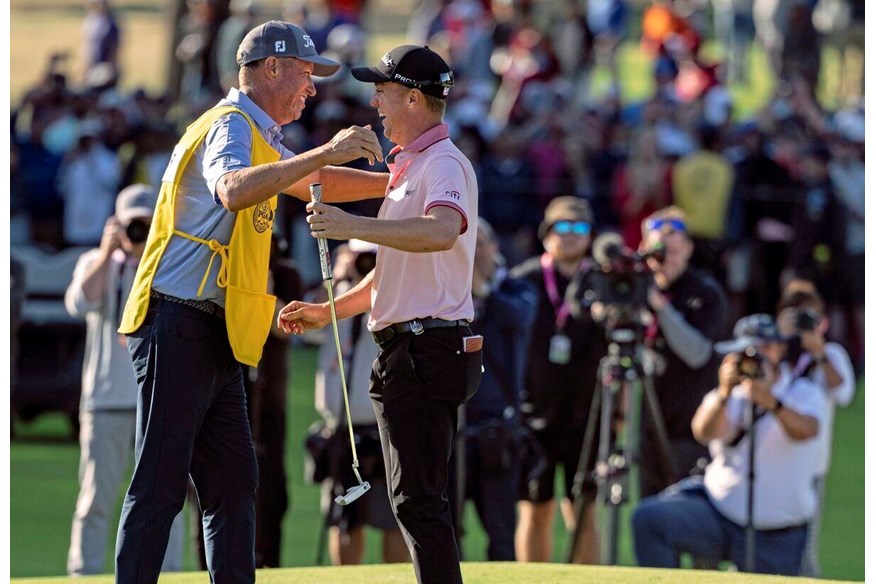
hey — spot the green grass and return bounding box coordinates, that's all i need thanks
[9,345,866,580]
[8,562,852,584]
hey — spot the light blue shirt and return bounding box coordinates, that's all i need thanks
[152,89,294,305]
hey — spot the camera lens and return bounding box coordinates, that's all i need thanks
[795,309,819,332]
[354,251,377,276]
[737,347,766,380]
[125,219,151,244]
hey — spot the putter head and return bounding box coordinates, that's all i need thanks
[334,481,371,506]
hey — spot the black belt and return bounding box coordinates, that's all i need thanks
[150,290,225,319]
[372,317,470,345]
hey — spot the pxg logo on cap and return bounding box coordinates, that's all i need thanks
[351,45,455,99]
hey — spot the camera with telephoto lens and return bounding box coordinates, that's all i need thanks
[124,218,151,244]
[589,233,661,309]
[737,346,766,380]
[792,307,820,332]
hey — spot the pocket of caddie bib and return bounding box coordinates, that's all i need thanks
[224,284,277,367]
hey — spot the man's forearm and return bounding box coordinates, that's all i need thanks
[218,147,334,211]
[657,303,713,368]
[285,166,389,202]
[345,207,461,253]
[692,390,730,444]
[332,271,374,320]
[77,253,113,304]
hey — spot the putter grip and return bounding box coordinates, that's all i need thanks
[309,183,332,281]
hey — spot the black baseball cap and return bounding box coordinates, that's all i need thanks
[237,21,341,77]
[351,45,455,99]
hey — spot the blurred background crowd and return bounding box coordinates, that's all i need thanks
[8,0,866,578]
[11,0,865,369]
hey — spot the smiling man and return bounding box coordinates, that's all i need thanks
[277,46,482,584]
[114,21,386,584]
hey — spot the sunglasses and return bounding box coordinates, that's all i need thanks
[551,220,591,236]
[646,218,687,233]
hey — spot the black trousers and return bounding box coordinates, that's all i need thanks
[448,424,520,561]
[370,326,482,584]
[245,337,290,568]
[116,298,257,584]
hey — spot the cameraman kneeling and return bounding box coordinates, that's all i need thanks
[632,314,826,576]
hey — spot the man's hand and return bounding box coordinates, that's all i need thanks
[717,353,741,400]
[647,285,669,312]
[98,216,123,257]
[777,308,828,359]
[277,300,331,335]
[306,201,361,241]
[320,125,384,166]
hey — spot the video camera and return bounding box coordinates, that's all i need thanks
[590,233,662,310]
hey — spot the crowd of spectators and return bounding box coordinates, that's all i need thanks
[11,0,864,370]
[10,0,864,575]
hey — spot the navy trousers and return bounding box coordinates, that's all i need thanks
[370,326,482,584]
[632,479,808,576]
[115,298,258,584]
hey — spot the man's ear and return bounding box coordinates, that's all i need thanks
[265,57,280,79]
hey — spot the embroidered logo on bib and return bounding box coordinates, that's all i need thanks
[252,201,274,233]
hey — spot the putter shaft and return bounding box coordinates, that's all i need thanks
[310,183,366,482]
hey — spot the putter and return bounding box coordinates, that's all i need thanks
[311,183,371,506]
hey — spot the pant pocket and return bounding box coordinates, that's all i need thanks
[464,347,483,403]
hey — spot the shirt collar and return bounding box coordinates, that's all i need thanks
[406,123,449,153]
[388,123,449,162]
[222,88,284,140]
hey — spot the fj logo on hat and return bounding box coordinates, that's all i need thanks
[275,40,286,52]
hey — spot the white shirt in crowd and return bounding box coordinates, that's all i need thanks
[65,248,140,411]
[703,363,828,529]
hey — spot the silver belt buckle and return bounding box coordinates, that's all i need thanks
[410,319,425,335]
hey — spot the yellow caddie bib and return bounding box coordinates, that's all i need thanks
[118,105,281,367]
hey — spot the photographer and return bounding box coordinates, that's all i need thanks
[448,219,537,561]
[632,314,826,575]
[510,196,604,564]
[637,206,729,497]
[64,185,184,575]
[311,240,407,566]
[776,279,856,577]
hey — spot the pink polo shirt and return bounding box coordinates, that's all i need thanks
[369,123,478,332]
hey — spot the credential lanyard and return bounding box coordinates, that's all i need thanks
[540,253,579,331]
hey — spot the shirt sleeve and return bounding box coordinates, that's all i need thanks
[64,249,104,316]
[824,343,856,407]
[423,155,471,234]
[202,112,255,204]
[785,378,829,427]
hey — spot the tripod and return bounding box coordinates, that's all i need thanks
[565,324,676,565]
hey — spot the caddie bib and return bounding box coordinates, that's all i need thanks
[118,105,280,367]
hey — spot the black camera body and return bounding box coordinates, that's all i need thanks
[125,218,151,244]
[589,233,657,310]
[737,346,766,380]
[590,264,652,309]
[792,307,820,332]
